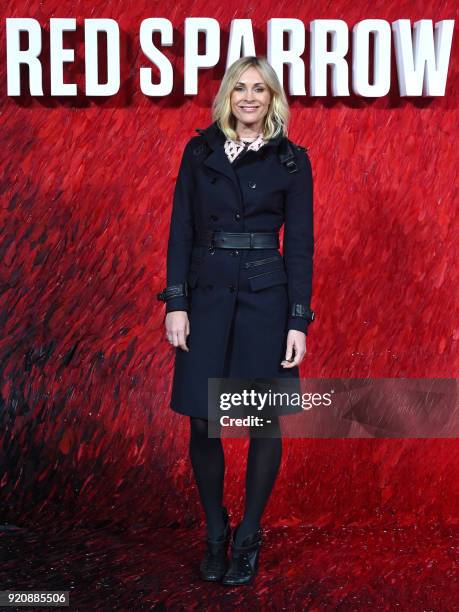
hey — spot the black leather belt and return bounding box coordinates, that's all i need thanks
[195,229,279,250]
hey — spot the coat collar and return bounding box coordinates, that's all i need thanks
[197,120,285,151]
[197,121,285,188]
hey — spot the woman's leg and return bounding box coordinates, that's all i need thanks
[189,416,226,539]
[234,416,282,543]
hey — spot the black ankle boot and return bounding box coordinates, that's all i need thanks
[199,506,231,581]
[221,523,263,586]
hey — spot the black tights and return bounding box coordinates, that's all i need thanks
[189,416,282,544]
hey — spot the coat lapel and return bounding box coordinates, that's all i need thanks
[203,139,237,184]
[198,121,285,185]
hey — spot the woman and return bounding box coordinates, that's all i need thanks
[157,56,315,585]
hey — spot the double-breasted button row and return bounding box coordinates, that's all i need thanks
[210,213,242,221]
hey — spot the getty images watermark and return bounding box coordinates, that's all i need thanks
[207,377,458,438]
[218,386,332,414]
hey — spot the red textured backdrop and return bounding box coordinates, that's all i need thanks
[0,0,458,580]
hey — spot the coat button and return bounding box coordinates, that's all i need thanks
[193,144,205,156]
[230,250,239,256]
[234,212,241,221]
[248,181,256,188]
[210,177,217,183]
[228,285,235,292]
[207,284,214,290]
[209,214,218,221]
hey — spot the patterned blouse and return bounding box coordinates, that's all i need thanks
[224,133,265,163]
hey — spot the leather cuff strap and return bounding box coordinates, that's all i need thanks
[290,303,315,322]
[157,282,189,302]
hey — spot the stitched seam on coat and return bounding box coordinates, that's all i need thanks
[245,256,280,268]
[247,266,285,279]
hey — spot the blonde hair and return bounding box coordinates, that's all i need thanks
[211,56,290,141]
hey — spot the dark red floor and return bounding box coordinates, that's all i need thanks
[1,521,457,610]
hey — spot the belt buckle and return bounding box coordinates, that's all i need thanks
[249,232,255,249]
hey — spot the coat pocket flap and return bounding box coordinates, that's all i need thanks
[248,267,288,291]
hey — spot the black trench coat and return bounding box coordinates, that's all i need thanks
[162,121,314,419]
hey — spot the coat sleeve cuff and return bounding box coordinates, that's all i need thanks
[287,317,310,334]
[287,304,315,334]
[157,282,190,313]
[165,296,190,313]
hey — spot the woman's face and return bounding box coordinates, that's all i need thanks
[230,67,271,129]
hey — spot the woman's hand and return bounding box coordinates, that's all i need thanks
[281,329,306,368]
[165,311,190,351]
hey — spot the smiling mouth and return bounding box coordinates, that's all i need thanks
[240,106,259,110]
